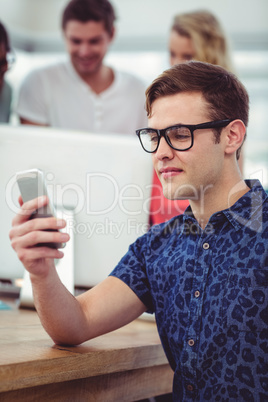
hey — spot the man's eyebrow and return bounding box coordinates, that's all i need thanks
[88,35,103,42]
[147,122,186,129]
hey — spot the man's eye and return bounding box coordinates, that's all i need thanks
[90,38,102,45]
[174,134,190,141]
[71,39,81,45]
[168,128,191,141]
[149,135,158,143]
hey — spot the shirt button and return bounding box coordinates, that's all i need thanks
[187,384,194,392]
[194,290,200,298]
[203,242,210,250]
[188,339,195,347]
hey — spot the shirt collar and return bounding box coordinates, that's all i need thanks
[65,59,88,89]
[181,179,267,231]
[222,179,267,231]
[65,59,118,97]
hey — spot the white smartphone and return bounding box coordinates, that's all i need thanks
[16,168,65,249]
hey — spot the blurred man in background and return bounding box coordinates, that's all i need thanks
[16,0,147,134]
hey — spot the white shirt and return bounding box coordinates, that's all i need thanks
[16,60,148,134]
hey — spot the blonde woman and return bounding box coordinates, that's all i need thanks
[150,10,242,226]
[169,10,234,70]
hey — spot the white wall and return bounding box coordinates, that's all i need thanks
[112,0,268,47]
[0,0,267,50]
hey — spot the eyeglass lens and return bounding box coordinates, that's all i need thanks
[0,53,15,72]
[140,126,192,152]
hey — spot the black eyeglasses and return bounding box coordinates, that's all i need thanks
[136,119,233,153]
[0,51,16,73]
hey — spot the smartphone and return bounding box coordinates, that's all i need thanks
[16,168,65,249]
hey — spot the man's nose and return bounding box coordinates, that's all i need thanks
[78,43,92,56]
[154,136,174,160]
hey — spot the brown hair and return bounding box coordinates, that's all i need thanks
[62,0,116,35]
[0,21,10,51]
[171,10,234,72]
[146,61,249,159]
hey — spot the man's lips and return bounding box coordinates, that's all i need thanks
[159,167,183,179]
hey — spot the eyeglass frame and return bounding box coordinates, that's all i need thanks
[136,119,234,153]
[0,51,16,73]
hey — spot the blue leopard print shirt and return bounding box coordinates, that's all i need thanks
[110,180,268,401]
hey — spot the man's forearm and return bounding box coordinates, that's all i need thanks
[31,267,89,346]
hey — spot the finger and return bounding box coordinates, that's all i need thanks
[12,230,70,250]
[17,246,65,264]
[9,217,68,251]
[13,216,67,238]
[12,196,49,225]
[18,195,23,207]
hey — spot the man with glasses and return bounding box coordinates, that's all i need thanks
[0,21,15,123]
[16,0,147,134]
[10,62,268,401]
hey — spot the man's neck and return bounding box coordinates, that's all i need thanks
[79,65,114,95]
[189,177,250,230]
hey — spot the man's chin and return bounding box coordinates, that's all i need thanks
[76,66,96,75]
[162,189,188,200]
[72,60,101,76]
[162,184,196,201]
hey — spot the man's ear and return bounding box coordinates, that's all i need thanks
[224,119,246,155]
[109,26,116,42]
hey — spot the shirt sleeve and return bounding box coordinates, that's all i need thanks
[16,69,49,125]
[109,232,155,313]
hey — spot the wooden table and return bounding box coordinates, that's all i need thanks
[0,299,173,401]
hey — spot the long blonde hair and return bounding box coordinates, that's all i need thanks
[171,10,234,72]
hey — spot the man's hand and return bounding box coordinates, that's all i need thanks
[9,196,146,346]
[9,195,69,279]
